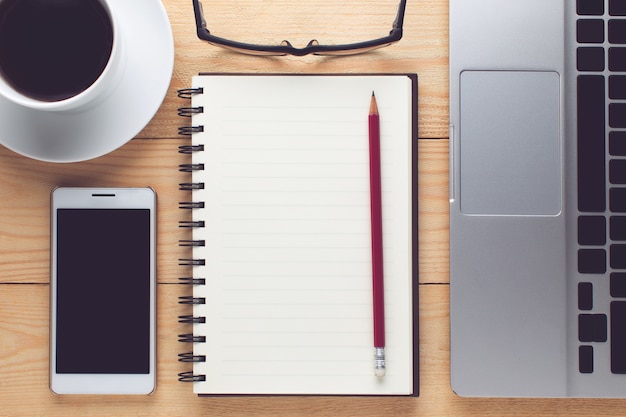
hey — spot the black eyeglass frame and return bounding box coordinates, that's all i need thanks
[192,0,406,56]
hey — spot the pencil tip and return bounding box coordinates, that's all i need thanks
[372,91,375,97]
[369,91,379,114]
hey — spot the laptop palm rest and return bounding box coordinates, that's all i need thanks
[459,71,561,216]
[451,70,568,396]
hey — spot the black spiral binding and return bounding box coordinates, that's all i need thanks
[178,145,205,154]
[178,334,207,343]
[179,201,205,209]
[178,125,204,136]
[178,315,206,324]
[178,352,207,363]
[179,277,206,285]
[179,183,205,191]
[178,295,206,305]
[179,220,205,228]
[179,163,204,172]
[178,106,204,117]
[177,86,208,383]
[179,240,206,247]
[178,372,206,382]
[179,258,205,266]
[177,87,203,99]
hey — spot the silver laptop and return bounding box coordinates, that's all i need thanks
[450,0,626,397]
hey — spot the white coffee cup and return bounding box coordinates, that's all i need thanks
[0,0,124,112]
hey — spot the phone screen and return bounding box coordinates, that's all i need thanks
[55,208,151,374]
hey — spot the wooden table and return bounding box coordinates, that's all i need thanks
[1,0,623,415]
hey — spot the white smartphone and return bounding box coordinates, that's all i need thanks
[50,187,156,395]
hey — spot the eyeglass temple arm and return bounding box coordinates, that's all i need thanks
[193,0,210,36]
[391,0,407,36]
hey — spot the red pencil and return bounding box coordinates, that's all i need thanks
[369,92,386,377]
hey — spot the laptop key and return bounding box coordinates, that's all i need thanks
[610,20,626,44]
[611,188,626,212]
[610,103,626,128]
[610,0,626,16]
[610,160,626,184]
[578,19,605,43]
[611,273,626,297]
[611,245,626,269]
[578,75,606,212]
[579,313,608,342]
[578,248,607,273]
[611,216,626,240]
[611,302,626,373]
[578,0,604,15]
[611,132,626,155]
[610,76,626,99]
[578,47,606,71]
[579,282,594,310]
[580,345,594,373]
[610,47,626,71]
[578,216,606,245]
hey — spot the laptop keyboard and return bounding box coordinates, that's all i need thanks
[577,0,626,374]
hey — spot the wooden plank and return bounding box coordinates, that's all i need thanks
[418,139,449,284]
[1,284,624,417]
[0,139,190,284]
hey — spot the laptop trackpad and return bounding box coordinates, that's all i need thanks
[459,71,561,215]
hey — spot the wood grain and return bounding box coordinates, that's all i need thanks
[418,139,449,284]
[0,139,190,284]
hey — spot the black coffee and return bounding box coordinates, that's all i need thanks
[0,0,114,102]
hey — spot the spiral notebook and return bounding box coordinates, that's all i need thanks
[177,74,418,396]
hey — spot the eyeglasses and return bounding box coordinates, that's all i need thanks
[192,0,406,56]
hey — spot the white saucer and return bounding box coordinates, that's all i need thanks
[0,0,174,163]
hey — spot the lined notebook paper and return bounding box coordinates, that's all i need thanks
[180,74,418,395]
